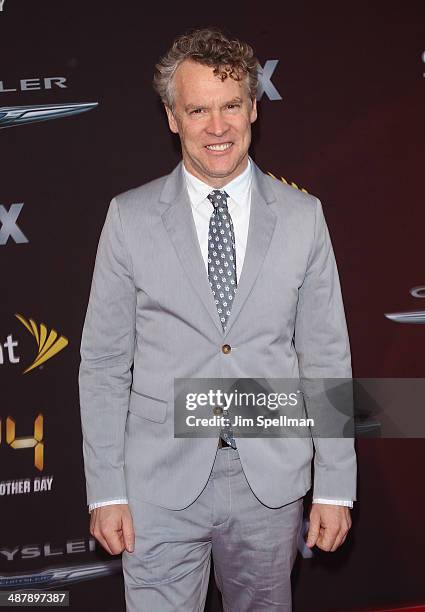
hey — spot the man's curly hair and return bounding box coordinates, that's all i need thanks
[153,28,258,110]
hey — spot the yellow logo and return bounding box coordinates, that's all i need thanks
[15,314,69,374]
[268,172,309,194]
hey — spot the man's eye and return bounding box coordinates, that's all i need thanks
[190,108,204,114]
[227,104,241,110]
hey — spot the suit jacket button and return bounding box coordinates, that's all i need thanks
[222,344,231,354]
[213,406,223,416]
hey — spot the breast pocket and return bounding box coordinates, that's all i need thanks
[128,390,168,423]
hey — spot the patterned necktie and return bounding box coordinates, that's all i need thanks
[207,190,238,331]
[207,189,237,449]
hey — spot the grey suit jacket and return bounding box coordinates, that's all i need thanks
[78,160,357,510]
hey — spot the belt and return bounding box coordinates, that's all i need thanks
[218,437,232,448]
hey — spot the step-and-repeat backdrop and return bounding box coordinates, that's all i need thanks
[1,2,424,610]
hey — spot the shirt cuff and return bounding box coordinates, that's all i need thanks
[88,498,129,513]
[312,498,353,508]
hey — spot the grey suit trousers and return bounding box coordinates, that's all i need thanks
[122,446,303,611]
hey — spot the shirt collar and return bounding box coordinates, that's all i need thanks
[183,157,252,210]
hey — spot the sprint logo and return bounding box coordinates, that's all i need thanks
[268,172,309,194]
[0,315,69,373]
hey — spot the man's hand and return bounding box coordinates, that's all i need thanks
[306,503,352,552]
[90,504,135,555]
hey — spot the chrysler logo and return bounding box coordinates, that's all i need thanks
[0,102,98,129]
[385,286,425,324]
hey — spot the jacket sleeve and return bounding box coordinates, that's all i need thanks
[78,196,136,507]
[294,197,357,502]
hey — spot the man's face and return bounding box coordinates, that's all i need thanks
[165,59,257,187]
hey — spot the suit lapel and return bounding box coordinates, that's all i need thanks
[159,161,277,338]
[222,162,277,337]
[161,164,225,335]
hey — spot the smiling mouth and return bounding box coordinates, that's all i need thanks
[205,142,233,151]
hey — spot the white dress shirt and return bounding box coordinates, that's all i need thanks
[88,158,353,511]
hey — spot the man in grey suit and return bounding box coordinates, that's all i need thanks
[79,28,356,611]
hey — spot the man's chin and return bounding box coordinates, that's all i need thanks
[202,167,234,179]
[195,156,246,180]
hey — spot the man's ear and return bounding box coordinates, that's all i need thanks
[250,97,258,124]
[165,105,179,134]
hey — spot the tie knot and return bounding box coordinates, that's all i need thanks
[207,190,229,210]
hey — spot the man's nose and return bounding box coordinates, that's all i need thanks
[206,111,229,137]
